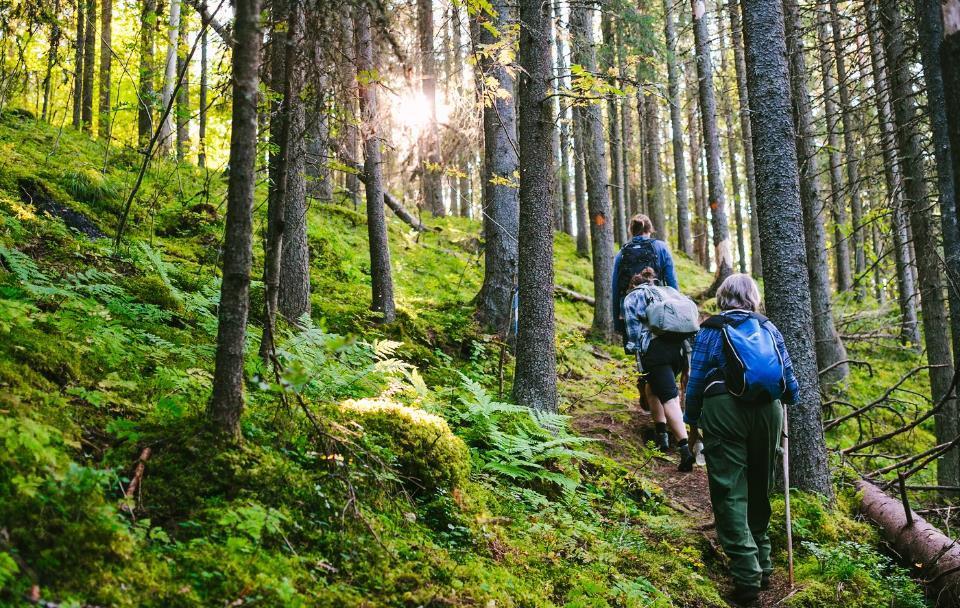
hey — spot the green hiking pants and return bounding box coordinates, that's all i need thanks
[700,393,783,588]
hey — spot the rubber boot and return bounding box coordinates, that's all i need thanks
[656,432,670,452]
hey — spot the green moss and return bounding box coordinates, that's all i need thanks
[342,397,470,493]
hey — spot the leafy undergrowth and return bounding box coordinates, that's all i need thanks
[0,109,929,607]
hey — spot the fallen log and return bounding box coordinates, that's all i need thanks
[856,479,960,605]
[554,285,595,306]
[121,447,151,514]
[334,154,432,232]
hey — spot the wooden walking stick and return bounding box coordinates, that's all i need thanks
[782,402,794,587]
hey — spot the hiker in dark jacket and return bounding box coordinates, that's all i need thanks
[684,274,799,607]
[611,214,678,340]
[623,268,694,471]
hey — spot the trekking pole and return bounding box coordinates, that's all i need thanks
[782,401,794,588]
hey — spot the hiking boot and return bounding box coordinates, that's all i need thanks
[761,573,770,590]
[730,584,760,607]
[655,432,670,452]
[678,444,695,472]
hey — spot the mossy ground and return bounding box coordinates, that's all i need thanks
[0,110,932,607]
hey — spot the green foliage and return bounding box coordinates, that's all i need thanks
[787,541,926,608]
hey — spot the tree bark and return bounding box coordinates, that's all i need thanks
[339,10,360,210]
[573,107,591,257]
[158,0,180,153]
[602,12,627,246]
[916,0,960,371]
[619,39,633,224]
[718,4,746,273]
[514,0,557,413]
[198,0,207,167]
[815,6,853,294]
[571,3,615,340]
[644,91,667,243]
[81,0,95,132]
[685,60,708,267]
[138,0,155,147]
[473,0,519,336]
[209,0,262,440]
[727,0,761,277]
[176,8,190,160]
[278,28,309,324]
[945,4,960,316]
[741,0,833,499]
[357,3,395,323]
[549,0,564,232]
[856,480,960,605]
[42,0,62,123]
[73,0,85,129]
[691,0,733,292]
[665,0,693,258]
[783,0,849,387]
[865,0,920,347]
[418,0,444,216]
[98,0,111,139]
[881,0,959,488]
[830,0,866,299]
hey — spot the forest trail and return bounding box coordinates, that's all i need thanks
[569,364,796,608]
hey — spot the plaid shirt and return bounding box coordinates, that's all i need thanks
[622,286,655,355]
[683,310,800,425]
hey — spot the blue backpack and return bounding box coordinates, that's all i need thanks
[702,312,786,402]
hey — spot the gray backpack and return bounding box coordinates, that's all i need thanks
[638,284,700,337]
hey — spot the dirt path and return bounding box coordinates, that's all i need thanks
[571,397,796,607]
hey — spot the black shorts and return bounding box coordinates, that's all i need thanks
[639,338,687,402]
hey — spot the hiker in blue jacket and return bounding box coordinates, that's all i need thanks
[623,268,694,472]
[612,214,678,340]
[684,273,799,607]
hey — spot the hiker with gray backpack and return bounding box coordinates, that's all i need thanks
[683,273,799,607]
[622,267,700,472]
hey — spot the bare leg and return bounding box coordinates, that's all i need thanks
[645,385,688,441]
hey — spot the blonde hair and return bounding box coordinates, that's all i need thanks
[716,273,762,312]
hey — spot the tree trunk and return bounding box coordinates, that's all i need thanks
[418,0,444,216]
[916,0,960,371]
[692,0,733,292]
[783,0,849,387]
[619,40,633,224]
[549,0,564,232]
[514,0,557,413]
[665,0,692,258]
[474,0,519,336]
[98,0,111,139]
[81,0,95,132]
[865,0,919,347]
[306,87,333,204]
[277,30,309,325]
[176,8,190,160]
[945,4,960,311]
[209,0,262,440]
[644,92,667,243]
[42,0,62,123]
[815,6,853,294]
[198,0,207,167]
[718,5,746,273]
[356,4,395,323]
[727,0,760,277]
[73,0,85,129]
[339,11,360,210]
[602,12,627,246]
[570,3,615,340]
[741,0,833,499]
[573,108,590,257]
[685,58,707,267]
[158,0,180,154]
[830,0,866,299]
[881,0,959,488]
[138,0,155,147]
[259,0,296,360]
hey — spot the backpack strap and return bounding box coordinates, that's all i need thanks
[700,314,729,329]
